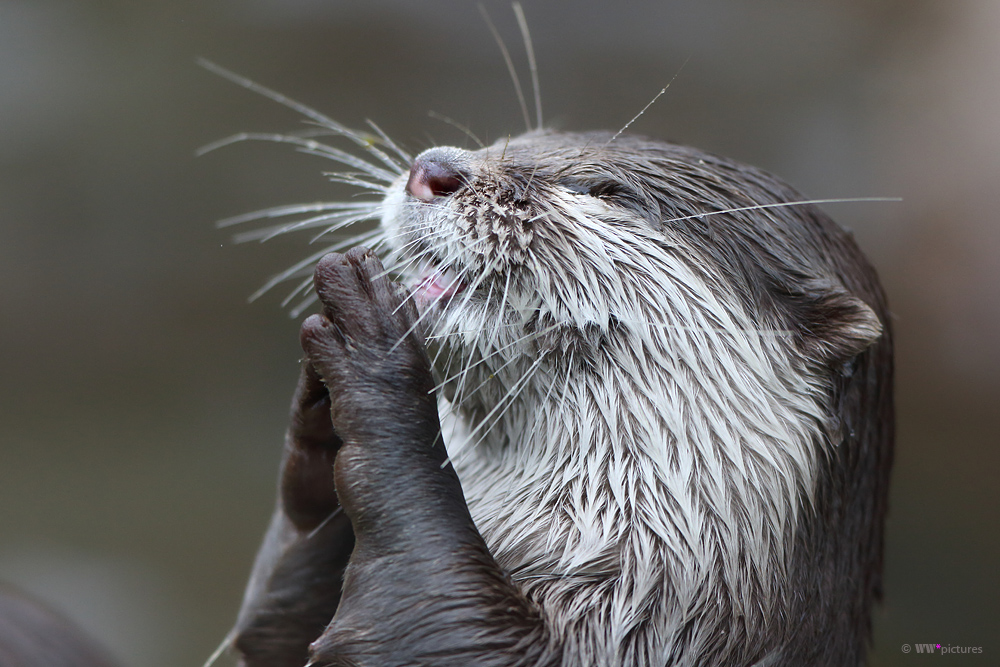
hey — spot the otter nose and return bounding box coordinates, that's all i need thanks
[406,154,466,201]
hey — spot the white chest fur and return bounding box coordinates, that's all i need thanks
[439,302,829,665]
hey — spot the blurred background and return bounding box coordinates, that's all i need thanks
[0,0,996,665]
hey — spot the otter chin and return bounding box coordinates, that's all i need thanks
[226,129,893,667]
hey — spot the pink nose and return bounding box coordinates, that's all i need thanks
[406,156,465,201]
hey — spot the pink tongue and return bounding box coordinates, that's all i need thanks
[414,267,466,308]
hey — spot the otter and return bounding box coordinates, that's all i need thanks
[216,126,893,667]
[205,43,894,662]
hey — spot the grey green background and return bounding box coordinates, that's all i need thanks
[1,1,997,665]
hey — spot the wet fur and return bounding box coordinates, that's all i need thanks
[227,130,893,667]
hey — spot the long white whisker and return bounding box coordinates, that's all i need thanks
[452,325,541,407]
[308,217,383,244]
[217,202,380,228]
[387,247,495,357]
[663,197,903,225]
[478,4,531,134]
[384,255,481,353]
[429,278,495,374]
[365,119,413,165]
[198,59,404,166]
[380,233,489,307]
[372,223,452,278]
[420,249,496,328]
[398,261,479,338]
[429,267,497,399]
[425,259,500,372]
[432,323,559,396]
[427,111,486,149]
[280,274,317,308]
[293,121,407,176]
[250,246,341,302]
[557,351,574,416]
[464,350,548,445]
[374,231,456,290]
[492,270,513,346]
[199,132,397,183]
[324,173,391,193]
[606,56,690,146]
[512,2,542,131]
[424,325,523,341]
[370,229,438,272]
[201,629,235,667]
[234,209,382,244]
[289,296,320,319]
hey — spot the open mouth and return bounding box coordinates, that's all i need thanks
[411,262,468,311]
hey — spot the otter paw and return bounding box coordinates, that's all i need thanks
[280,361,342,532]
[299,247,436,443]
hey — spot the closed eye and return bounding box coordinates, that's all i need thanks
[560,179,634,200]
[587,181,630,200]
[561,180,591,196]
[560,179,644,217]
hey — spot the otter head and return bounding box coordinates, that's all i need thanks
[379,132,883,441]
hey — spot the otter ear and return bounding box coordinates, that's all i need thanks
[789,281,883,367]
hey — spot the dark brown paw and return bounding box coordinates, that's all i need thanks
[299,247,436,445]
[280,361,341,532]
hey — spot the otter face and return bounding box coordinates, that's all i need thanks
[381,134,709,373]
[380,131,882,401]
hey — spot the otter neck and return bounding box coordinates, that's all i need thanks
[438,304,830,589]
